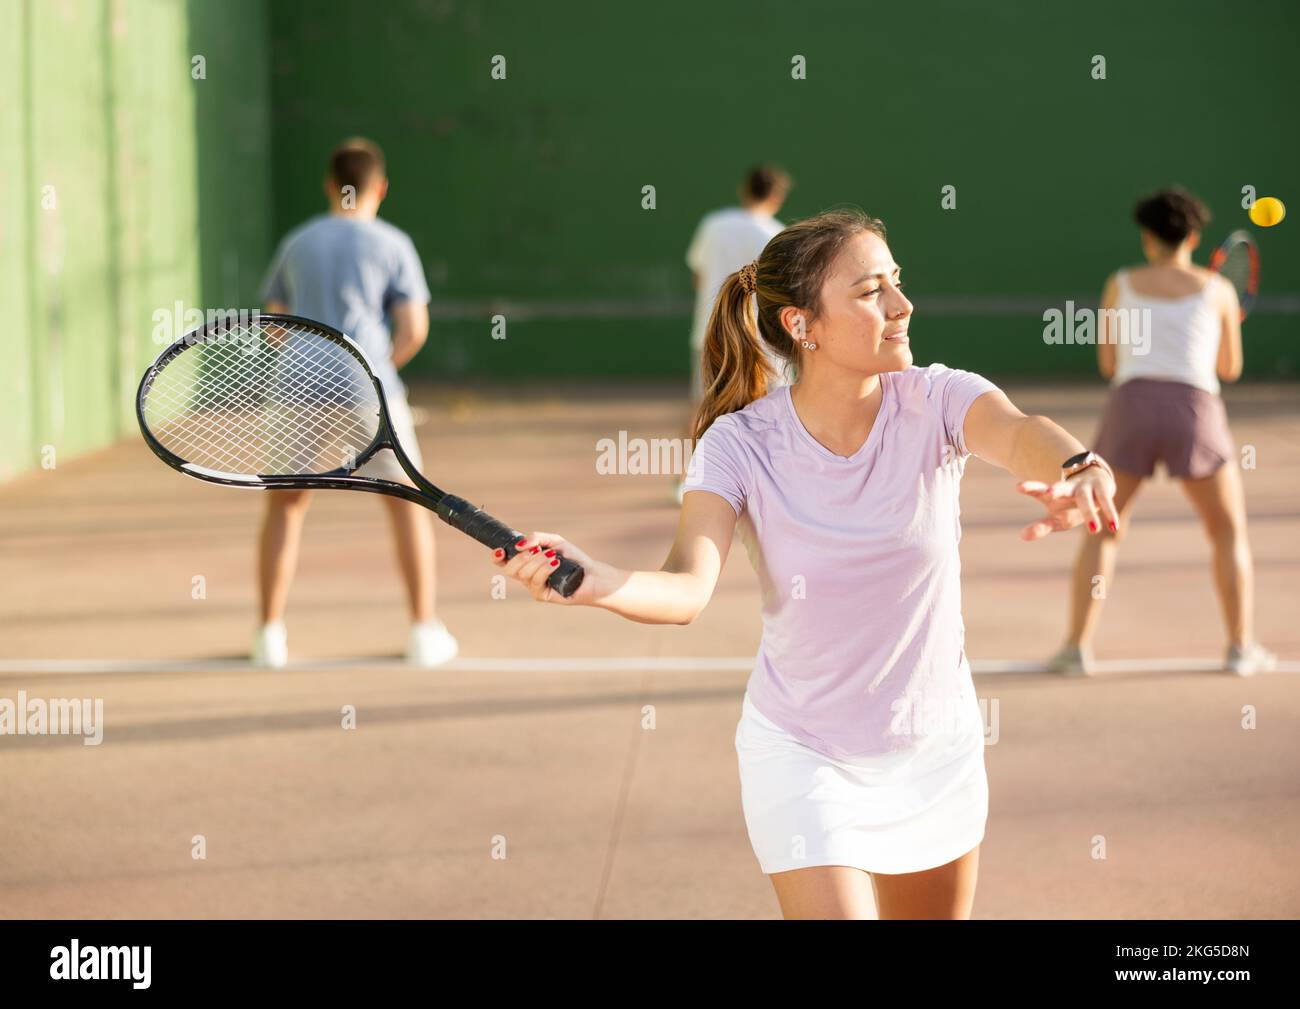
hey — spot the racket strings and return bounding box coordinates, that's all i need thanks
[141,320,382,477]
[1220,248,1250,297]
[195,330,379,471]
[149,346,377,475]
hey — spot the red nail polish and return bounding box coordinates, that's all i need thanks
[516,538,526,547]
[544,549,555,558]
[1109,520,1118,531]
[493,548,503,558]
[1089,521,1098,532]
[530,546,539,554]
[550,559,559,567]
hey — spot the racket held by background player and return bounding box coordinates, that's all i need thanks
[1209,229,1259,322]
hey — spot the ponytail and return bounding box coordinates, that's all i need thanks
[691,271,776,443]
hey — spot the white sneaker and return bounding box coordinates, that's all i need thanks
[1225,643,1277,676]
[1047,644,1093,676]
[407,619,459,668]
[252,621,288,668]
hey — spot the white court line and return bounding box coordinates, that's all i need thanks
[0,657,1295,675]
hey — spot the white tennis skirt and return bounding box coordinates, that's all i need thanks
[734,692,989,876]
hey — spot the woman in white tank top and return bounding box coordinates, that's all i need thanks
[1048,187,1275,676]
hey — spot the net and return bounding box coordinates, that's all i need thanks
[141,319,382,478]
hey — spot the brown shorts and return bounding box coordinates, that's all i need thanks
[1093,378,1235,480]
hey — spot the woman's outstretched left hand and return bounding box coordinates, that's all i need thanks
[1015,467,1119,541]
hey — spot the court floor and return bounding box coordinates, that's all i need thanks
[1,380,1297,918]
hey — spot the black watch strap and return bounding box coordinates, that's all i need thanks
[1061,451,1111,479]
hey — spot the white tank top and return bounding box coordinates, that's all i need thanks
[1110,268,1222,395]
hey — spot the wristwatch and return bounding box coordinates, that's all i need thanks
[1061,450,1112,481]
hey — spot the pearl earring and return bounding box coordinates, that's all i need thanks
[801,340,817,350]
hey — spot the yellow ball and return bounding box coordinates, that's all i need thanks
[1249,196,1286,227]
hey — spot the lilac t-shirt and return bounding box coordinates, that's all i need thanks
[685,363,999,761]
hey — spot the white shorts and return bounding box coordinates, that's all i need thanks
[734,692,988,876]
[355,393,424,483]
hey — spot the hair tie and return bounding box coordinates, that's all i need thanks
[737,261,758,294]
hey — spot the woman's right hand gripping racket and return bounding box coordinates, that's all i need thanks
[136,312,584,597]
[490,531,601,605]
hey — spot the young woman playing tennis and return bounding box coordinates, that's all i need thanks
[488,209,1119,920]
[1048,187,1276,676]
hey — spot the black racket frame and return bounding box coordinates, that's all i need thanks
[137,312,584,598]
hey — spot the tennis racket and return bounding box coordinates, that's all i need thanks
[1208,229,1259,321]
[136,312,584,597]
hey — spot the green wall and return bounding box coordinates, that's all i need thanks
[3,0,1296,481]
[0,2,32,477]
[0,0,271,481]
[189,0,273,318]
[266,0,1299,381]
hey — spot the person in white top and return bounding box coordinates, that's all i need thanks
[677,166,791,502]
[1049,187,1275,676]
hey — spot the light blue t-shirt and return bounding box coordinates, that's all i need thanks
[259,214,430,399]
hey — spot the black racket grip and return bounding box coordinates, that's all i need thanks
[437,495,585,598]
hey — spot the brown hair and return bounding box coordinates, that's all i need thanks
[691,208,887,442]
[1133,186,1210,246]
[327,137,386,196]
[740,164,792,205]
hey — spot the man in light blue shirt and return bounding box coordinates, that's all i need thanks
[254,137,457,668]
